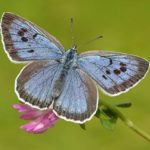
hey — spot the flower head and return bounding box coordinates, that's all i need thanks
[13,104,59,134]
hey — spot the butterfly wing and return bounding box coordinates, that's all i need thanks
[1,12,64,62]
[16,60,63,109]
[77,51,149,95]
[53,68,98,123]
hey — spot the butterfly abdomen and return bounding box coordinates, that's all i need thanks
[51,65,70,99]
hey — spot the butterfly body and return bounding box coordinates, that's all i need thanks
[51,47,78,97]
[1,12,149,123]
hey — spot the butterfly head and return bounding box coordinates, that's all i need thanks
[71,45,77,52]
[66,45,77,60]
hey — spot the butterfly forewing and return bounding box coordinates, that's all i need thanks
[53,69,98,123]
[1,12,64,62]
[16,60,63,109]
[78,51,149,95]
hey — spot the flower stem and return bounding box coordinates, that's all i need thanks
[100,99,150,142]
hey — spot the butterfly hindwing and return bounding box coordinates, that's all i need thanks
[16,60,63,109]
[1,12,64,62]
[78,51,149,95]
[53,68,98,123]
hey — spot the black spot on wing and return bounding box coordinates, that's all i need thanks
[114,69,121,75]
[120,62,127,66]
[21,37,28,42]
[27,49,34,53]
[120,67,127,72]
[17,28,28,37]
[106,70,111,74]
[17,30,24,36]
[21,28,28,32]
[33,33,38,39]
[109,58,113,65]
[102,75,107,80]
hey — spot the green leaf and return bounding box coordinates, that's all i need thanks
[100,116,117,130]
[116,102,132,108]
[102,106,118,118]
[99,106,118,130]
[79,124,86,130]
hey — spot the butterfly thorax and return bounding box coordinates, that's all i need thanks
[61,47,78,69]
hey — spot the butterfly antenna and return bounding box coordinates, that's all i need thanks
[70,17,76,48]
[78,35,103,49]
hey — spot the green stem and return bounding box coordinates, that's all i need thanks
[100,99,150,142]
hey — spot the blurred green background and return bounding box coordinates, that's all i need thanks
[0,0,150,149]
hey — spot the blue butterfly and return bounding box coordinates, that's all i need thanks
[1,12,149,123]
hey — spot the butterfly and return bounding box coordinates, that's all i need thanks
[1,12,149,123]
